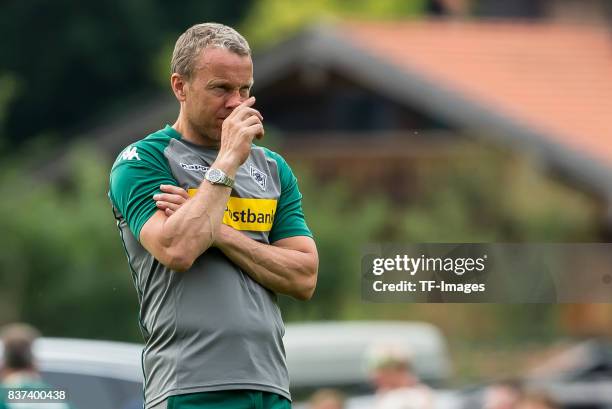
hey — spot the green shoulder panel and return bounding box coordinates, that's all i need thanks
[109,130,178,240]
[262,147,313,243]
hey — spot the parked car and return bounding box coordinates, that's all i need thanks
[0,321,452,409]
[285,321,452,400]
[34,338,142,409]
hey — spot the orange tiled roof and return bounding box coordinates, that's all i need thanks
[338,20,612,165]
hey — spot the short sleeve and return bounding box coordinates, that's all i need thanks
[265,149,313,243]
[109,142,177,240]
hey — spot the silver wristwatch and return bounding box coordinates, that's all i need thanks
[204,168,234,188]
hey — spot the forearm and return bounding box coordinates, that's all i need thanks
[141,98,266,272]
[156,158,236,268]
[215,226,318,300]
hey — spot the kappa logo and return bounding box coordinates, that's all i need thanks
[180,163,209,173]
[249,165,267,191]
[121,146,140,161]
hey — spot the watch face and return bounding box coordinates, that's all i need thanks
[207,168,222,183]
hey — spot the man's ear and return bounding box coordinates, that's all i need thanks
[171,73,187,102]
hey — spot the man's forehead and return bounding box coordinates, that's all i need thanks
[207,76,254,87]
[194,47,252,74]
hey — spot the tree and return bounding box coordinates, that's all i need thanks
[0,0,252,147]
[0,141,141,340]
[241,0,426,49]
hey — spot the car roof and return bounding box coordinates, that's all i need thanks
[284,321,452,387]
[31,338,142,382]
[0,321,451,387]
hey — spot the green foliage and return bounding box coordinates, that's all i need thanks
[280,143,597,346]
[0,141,141,341]
[241,0,426,49]
[0,138,599,346]
[402,145,596,242]
[0,74,18,127]
[0,73,19,153]
[280,170,390,320]
[0,0,253,145]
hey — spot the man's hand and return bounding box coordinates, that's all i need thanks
[154,185,191,216]
[214,224,318,300]
[139,97,266,273]
[152,187,318,299]
[216,96,264,173]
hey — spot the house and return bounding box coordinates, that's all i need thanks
[428,0,611,24]
[52,18,612,335]
[252,20,612,216]
[59,19,612,226]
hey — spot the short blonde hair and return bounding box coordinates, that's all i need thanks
[365,343,413,372]
[309,389,345,408]
[171,22,251,80]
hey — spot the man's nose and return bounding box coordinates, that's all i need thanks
[226,90,245,110]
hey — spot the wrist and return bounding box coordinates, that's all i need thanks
[204,167,234,189]
[214,224,231,249]
[213,154,239,179]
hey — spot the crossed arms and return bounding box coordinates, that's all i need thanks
[140,181,319,300]
[141,183,318,301]
[135,98,317,300]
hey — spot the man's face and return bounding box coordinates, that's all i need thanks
[181,47,253,144]
[371,366,415,392]
[483,386,522,409]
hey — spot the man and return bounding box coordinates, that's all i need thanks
[515,393,559,409]
[366,343,433,409]
[308,389,345,409]
[108,23,318,409]
[482,381,524,409]
[0,323,70,409]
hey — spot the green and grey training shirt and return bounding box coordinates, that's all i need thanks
[108,125,312,408]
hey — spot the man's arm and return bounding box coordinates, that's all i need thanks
[214,224,318,300]
[139,97,263,272]
[139,173,233,272]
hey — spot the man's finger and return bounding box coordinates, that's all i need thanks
[241,115,262,128]
[156,201,180,211]
[153,193,186,205]
[241,96,255,108]
[154,194,185,204]
[160,184,190,199]
[245,123,264,140]
[227,97,256,120]
[234,107,263,122]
